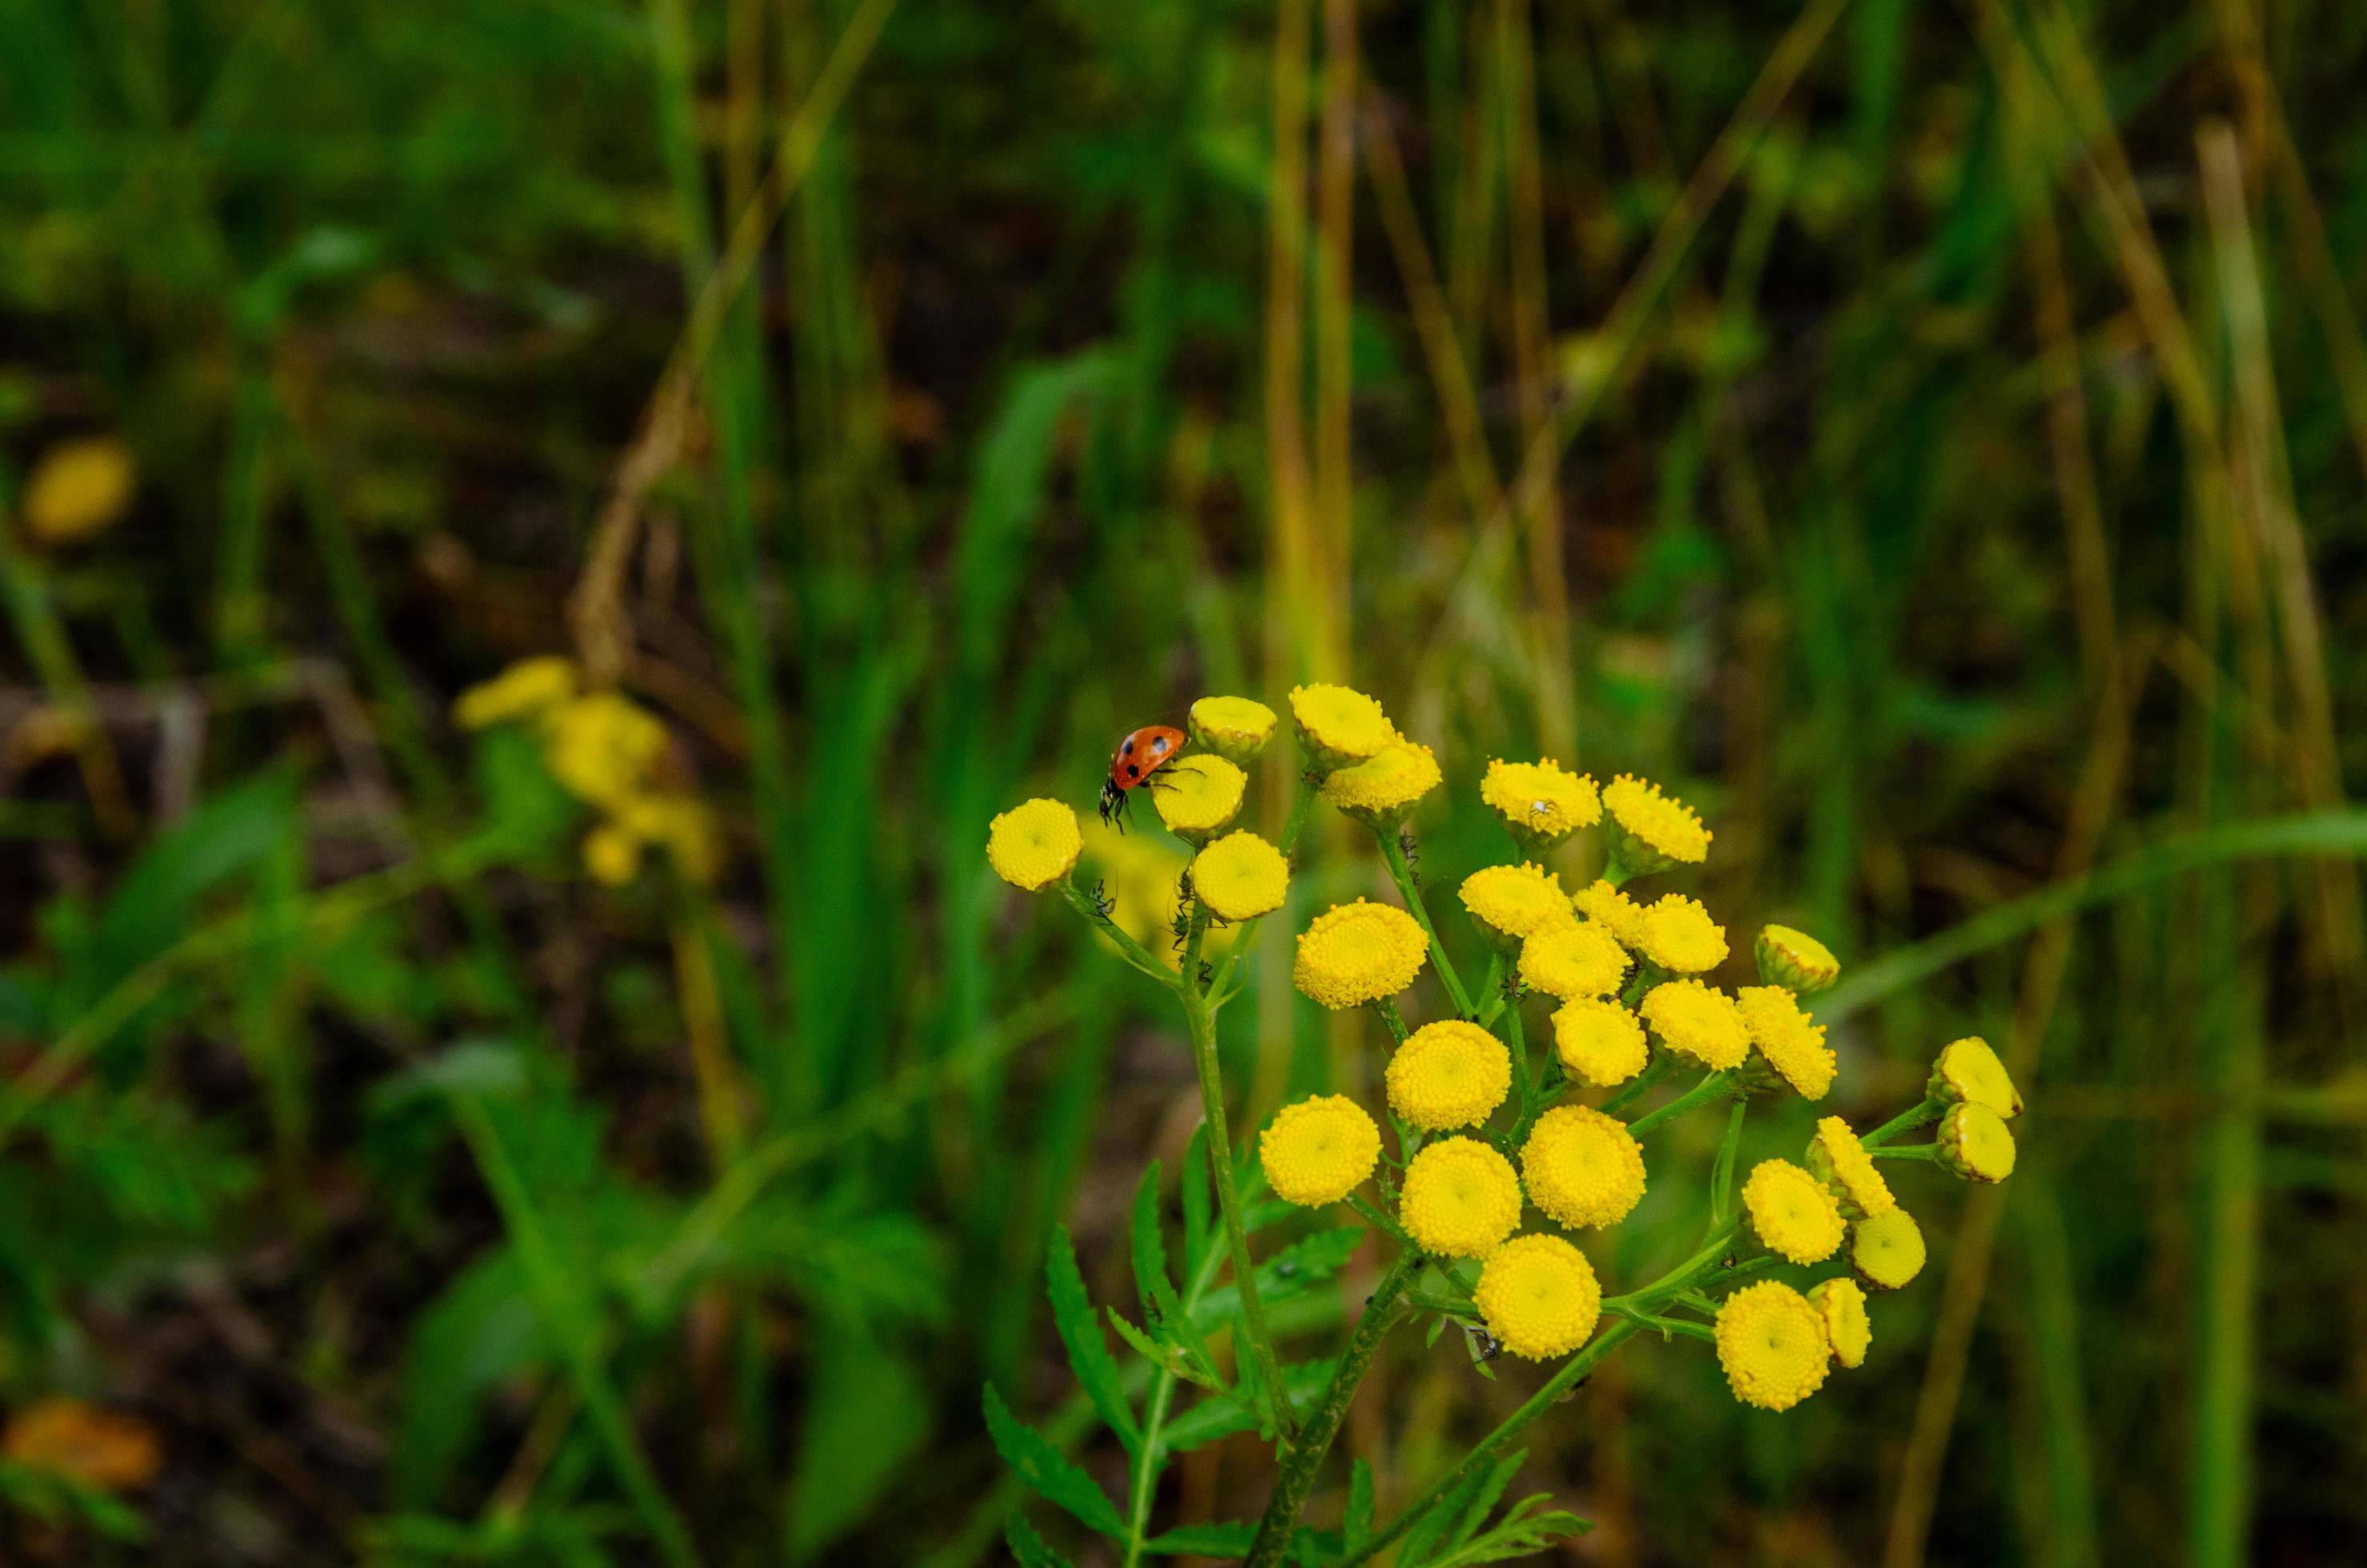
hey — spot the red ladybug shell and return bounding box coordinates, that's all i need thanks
[1110,726,1185,790]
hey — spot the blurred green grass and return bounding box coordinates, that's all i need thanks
[1,0,2364,1562]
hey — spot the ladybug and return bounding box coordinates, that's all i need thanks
[1098,725,1187,832]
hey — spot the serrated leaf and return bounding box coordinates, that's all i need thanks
[1449,1450,1525,1551]
[1048,1228,1140,1452]
[1181,1125,1212,1268]
[1005,1510,1074,1568]
[1108,1307,1222,1390]
[1194,1226,1364,1323]
[1142,1518,1257,1556]
[982,1384,1126,1539]
[1131,1161,1170,1322]
[1162,1357,1338,1454]
[1409,1492,1591,1566]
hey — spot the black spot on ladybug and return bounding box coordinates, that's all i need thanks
[1123,763,1140,780]
[1151,736,1170,754]
[1122,738,1135,754]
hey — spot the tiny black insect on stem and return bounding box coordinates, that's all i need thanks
[1087,879,1116,921]
[1397,827,1421,887]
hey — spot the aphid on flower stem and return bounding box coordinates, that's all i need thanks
[1098,725,1187,832]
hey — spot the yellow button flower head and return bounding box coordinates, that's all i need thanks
[1550,998,1649,1086]
[1474,1234,1601,1360]
[1601,774,1711,875]
[1321,738,1441,830]
[1806,1116,1896,1218]
[1399,1137,1523,1258]
[1520,1106,1646,1230]
[1478,758,1601,855]
[1573,879,1648,949]
[582,821,642,886]
[1936,1102,2017,1182]
[1929,1036,2022,1119]
[1191,830,1289,921]
[1289,683,1394,772]
[1293,899,1428,1010]
[1736,986,1837,1101]
[544,693,669,810]
[1386,1021,1511,1131]
[1188,695,1277,764]
[1459,862,1576,954]
[1518,922,1630,1001]
[1152,754,1245,845]
[619,794,724,885]
[1741,1158,1846,1264]
[1637,894,1729,974]
[1756,923,1840,994]
[454,656,579,731]
[987,798,1086,892]
[1714,1281,1832,1412]
[21,436,134,545]
[1639,979,1749,1070]
[1809,1278,1871,1369]
[1850,1206,1926,1290]
[1260,1095,1381,1207]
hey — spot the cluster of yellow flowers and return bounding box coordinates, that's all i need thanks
[453,657,721,886]
[986,680,2025,1422]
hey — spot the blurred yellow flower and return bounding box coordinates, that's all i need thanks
[544,693,668,810]
[1714,1282,1830,1411]
[1192,830,1289,921]
[1809,1277,1871,1369]
[1637,893,1729,974]
[1737,985,1836,1100]
[1260,1095,1381,1206]
[1189,695,1277,763]
[1288,683,1394,770]
[1518,922,1630,1001]
[1459,862,1574,953]
[1153,753,1245,842]
[1321,738,1440,829]
[1399,1137,1523,1258]
[21,436,134,545]
[1475,1234,1601,1360]
[1640,978,1749,1070]
[987,798,1084,892]
[1293,898,1426,1010]
[1385,1020,1510,1131]
[1602,774,1710,872]
[620,793,724,885]
[1549,998,1649,1086]
[1521,1105,1646,1230]
[1756,922,1839,993]
[583,821,643,886]
[454,656,579,731]
[2,1397,160,1492]
[1851,1206,1926,1289]
[1808,1115,1896,1218]
[1478,758,1600,854]
[1741,1158,1845,1264]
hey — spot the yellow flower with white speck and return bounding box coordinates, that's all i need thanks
[1573,879,1648,948]
[1459,862,1575,954]
[1385,1021,1511,1131]
[1478,758,1601,855]
[1289,684,1395,772]
[1260,1096,1381,1207]
[1756,923,1840,994]
[1640,979,1749,1070]
[1601,774,1711,874]
[1741,1158,1845,1264]
[1637,894,1729,974]
[1807,1116,1896,1218]
[1399,1138,1523,1258]
[1189,696,1277,764]
[1293,899,1427,1010]
[1809,1277,1871,1369]
[1714,1282,1830,1411]
[1737,985,1836,1100]
[988,798,1086,892]
[1321,738,1441,830]
[1152,754,1245,844]
[1550,998,1649,1086]
[1520,1106,1646,1230]
[1475,1234,1601,1360]
[1518,922,1630,1001]
[1850,1206,1926,1290]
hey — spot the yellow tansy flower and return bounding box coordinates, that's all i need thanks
[544,693,668,810]
[1637,894,1729,974]
[1474,1234,1601,1360]
[1518,922,1630,1001]
[1519,1105,1646,1230]
[1321,738,1441,830]
[987,798,1086,892]
[1936,1102,2017,1182]
[1399,1137,1523,1258]
[1288,683,1395,771]
[454,656,579,731]
[1809,1278,1871,1369]
[1807,1116,1896,1218]
[1601,774,1711,874]
[1192,830,1289,921]
[1260,1096,1381,1207]
[1756,923,1840,994]
[1459,862,1576,954]
[582,821,642,886]
[1850,1206,1926,1290]
[1736,985,1837,1100]
[21,436,134,545]
[1478,758,1601,855]
[1152,754,1245,844]
[1929,1036,2022,1119]
[618,793,724,885]
[1293,899,1428,1010]
[1573,879,1648,948]
[1639,979,1749,1071]
[1741,1158,1846,1264]
[1714,1282,1831,1412]
[1188,695,1277,764]
[1385,1021,1511,1131]
[1550,998,1649,1086]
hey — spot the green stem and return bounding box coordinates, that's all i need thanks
[1064,877,1182,990]
[1474,952,1507,1026]
[1408,1289,1477,1318]
[1373,997,1409,1044]
[1207,769,1320,1009]
[1182,984,1295,1442]
[1869,1142,1939,1162]
[1605,1305,1716,1343]
[1861,1094,1944,1147]
[1243,1248,1421,1568]
[1708,1100,1748,1224]
[1346,1191,1409,1247]
[1377,829,1474,1018]
[1628,1070,1735,1138]
[1601,1050,1674,1116]
[1503,987,1530,1120]
[1121,1229,1230,1567]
